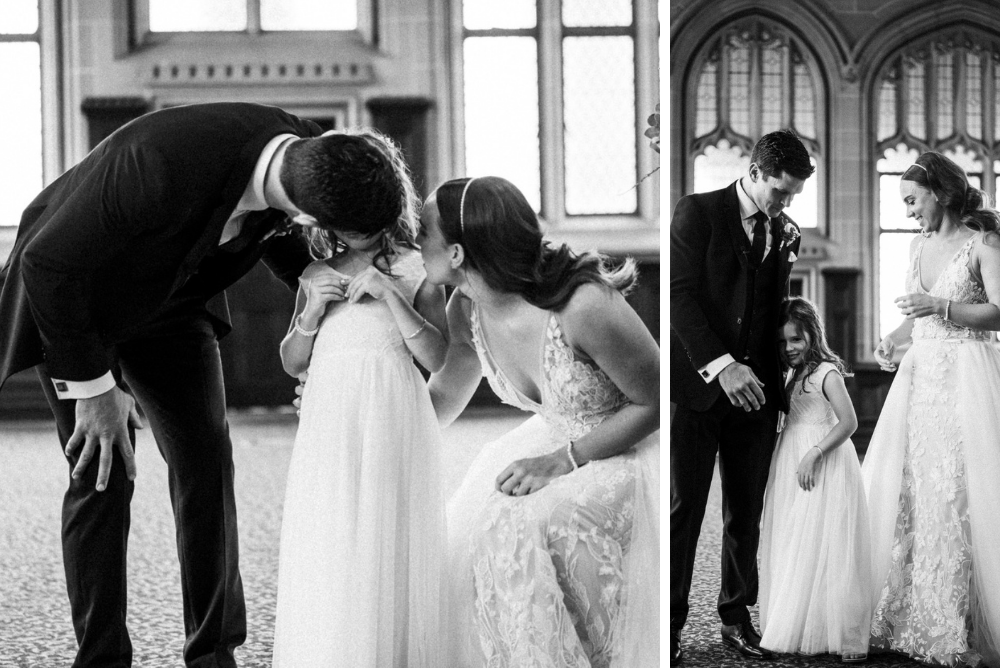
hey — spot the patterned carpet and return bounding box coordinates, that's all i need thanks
[677,460,928,668]
[0,408,525,668]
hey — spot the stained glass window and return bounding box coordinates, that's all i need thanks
[688,18,823,228]
[875,32,1000,339]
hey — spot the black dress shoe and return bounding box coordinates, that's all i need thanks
[721,621,774,660]
[670,626,683,664]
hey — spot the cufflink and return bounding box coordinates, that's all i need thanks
[55,382,68,393]
[701,370,710,378]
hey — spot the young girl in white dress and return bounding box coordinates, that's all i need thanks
[270,130,449,668]
[758,297,872,662]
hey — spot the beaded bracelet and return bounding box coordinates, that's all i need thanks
[944,299,952,321]
[566,441,580,471]
[293,314,320,337]
[404,317,427,340]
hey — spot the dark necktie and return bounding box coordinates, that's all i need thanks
[750,211,768,266]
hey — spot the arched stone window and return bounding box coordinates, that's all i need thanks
[685,16,824,228]
[874,29,1000,338]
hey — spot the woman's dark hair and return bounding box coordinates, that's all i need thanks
[901,151,1000,234]
[779,297,851,389]
[433,176,637,310]
[751,129,815,181]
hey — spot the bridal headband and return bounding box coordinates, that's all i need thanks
[459,177,477,234]
[910,163,927,172]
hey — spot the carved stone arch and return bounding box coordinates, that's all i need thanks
[854,3,1000,95]
[669,1,849,206]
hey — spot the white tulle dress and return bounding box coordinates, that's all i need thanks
[271,250,445,668]
[758,362,872,658]
[863,234,1000,667]
[444,298,660,668]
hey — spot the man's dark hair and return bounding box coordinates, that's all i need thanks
[750,129,815,181]
[280,132,404,236]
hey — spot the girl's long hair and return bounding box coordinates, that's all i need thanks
[433,176,637,309]
[901,151,1000,234]
[779,297,851,389]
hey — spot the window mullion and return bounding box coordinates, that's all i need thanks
[781,38,792,129]
[750,34,762,139]
[538,0,562,221]
[247,0,262,34]
[955,45,968,138]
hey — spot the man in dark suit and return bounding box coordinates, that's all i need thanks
[670,129,813,663]
[0,102,412,668]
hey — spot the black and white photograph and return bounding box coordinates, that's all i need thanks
[0,1,661,667]
[671,1,1000,667]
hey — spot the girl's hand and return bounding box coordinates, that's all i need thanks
[345,266,399,303]
[299,265,349,319]
[796,447,823,491]
[873,335,897,372]
[495,449,574,497]
[895,293,945,320]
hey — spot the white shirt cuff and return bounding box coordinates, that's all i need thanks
[699,354,735,383]
[50,372,116,400]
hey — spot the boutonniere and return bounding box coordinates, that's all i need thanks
[779,220,799,249]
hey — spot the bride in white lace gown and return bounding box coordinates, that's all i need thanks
[418,176,660,668]
[864,152,1000,667]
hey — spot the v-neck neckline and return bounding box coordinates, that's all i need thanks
[916,234,974,294]
[473,306,551,408]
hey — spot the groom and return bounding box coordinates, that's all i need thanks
[670,129,812,663]
[0,102,407,668]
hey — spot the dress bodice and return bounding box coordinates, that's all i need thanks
[469,305,630,440]
[785,362,839,430]
[906,235,991,342]
[309,250,427,363]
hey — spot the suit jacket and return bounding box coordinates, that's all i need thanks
[0,102,319,388]
[669,181,801,413]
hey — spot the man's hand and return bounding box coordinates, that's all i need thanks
[718,362,765,412]
[65,386,142,491]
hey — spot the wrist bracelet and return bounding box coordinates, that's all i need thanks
[812,445,824,461]
[294,314,320,337]
[566,441,580,471]
[944,300,951,321]
[404,317,427,340]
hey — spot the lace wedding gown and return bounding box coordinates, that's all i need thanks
[445,299,660,668]
[863,235,1000,667]
[272,251,445,668]
[758,362,872,658]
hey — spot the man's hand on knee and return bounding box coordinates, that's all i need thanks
[718,362,765,412]
[65,386,142,491]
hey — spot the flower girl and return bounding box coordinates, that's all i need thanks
[270,130,449,667]
[758,297,872,662]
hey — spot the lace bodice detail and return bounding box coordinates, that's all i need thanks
[907,235,990,342]
[785,362,839,429]
[469,306,630,440]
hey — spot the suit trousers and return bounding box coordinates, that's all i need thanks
[670,391,778,629]
[37,309,246,668]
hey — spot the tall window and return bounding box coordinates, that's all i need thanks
[0,1,42,228]
[687,17,823,228]
[145,0,358,32]
[460,0,655,221]
[875,31,1000,338]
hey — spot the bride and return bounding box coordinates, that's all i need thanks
[420,176,660,667]
[864,151,1000,667]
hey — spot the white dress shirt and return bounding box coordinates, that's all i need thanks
[50,133,297,400]
[697,179,773,384]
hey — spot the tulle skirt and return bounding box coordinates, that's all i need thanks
[443,414,659,668]
[272,346,445,668]
[759,423,872,657]
[863,338,1000,667]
